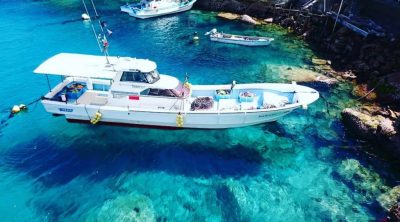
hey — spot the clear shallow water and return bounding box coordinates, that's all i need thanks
[0,0,398,221]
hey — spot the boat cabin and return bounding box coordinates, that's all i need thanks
[34,53,186,111]
[108,67,184,110]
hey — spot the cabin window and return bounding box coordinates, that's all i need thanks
[148,88,181,97]
[120,70,160,84]
[146,70,160,83]
[140,89,150,95]
[93,83,110,91]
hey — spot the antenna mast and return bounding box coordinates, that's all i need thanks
[81,0,111,64]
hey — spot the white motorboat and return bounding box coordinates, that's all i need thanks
[34,53,319,129]
[121,0,196,19]
[205,28,274,46]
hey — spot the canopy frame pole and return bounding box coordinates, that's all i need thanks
[46,74,52,92]
[332,0,344,33]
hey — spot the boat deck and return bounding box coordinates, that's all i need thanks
[77,91,108,105]
[186,96,262,112]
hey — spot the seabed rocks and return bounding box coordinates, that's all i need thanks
[95,193,156,222]
[336,159,389,202]
[263,64,338,86]
[217,179,253,221]
[378,186,400,221]
[378,186,400,211]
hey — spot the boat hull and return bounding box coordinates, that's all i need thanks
[41,100,299,129]
[122,1,195,19]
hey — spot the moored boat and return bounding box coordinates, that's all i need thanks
[205,28,274,46]
[121,0,196,19]
[34,53,319,129]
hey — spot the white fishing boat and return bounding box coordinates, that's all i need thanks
[34,53,319,129]
[121,0,196,19]
[205,28,274,46]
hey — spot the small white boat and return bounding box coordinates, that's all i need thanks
[121,0,196,19]
[34,53,319,129]
[205,28,274,46]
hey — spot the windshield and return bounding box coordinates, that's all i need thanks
[151,70,160,80]
[145,70,160,84]
[120,70,160,84]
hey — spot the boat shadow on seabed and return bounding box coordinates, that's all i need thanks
[1,133,265,187]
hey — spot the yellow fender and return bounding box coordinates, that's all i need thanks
[183,82,192,97]
[176,113,184,127]
[90,111,102,124]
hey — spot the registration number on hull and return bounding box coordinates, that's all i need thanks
[59,108,73,112]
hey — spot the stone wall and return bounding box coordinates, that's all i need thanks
[194,0,291,18]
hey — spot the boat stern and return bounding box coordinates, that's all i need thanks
[120,5,131,13]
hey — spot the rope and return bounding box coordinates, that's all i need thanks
[356,86,377,101]
[81,0,103,51]
[26,97,43,106]
[319,94,330,114]
[90,0,110,62]
[90,0,100,19]
[0,96,43,129]
[332,0,344,33]
[84,104,91,120]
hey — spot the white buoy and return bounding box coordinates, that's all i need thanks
[11,105,20,114]
[81,13,90,20]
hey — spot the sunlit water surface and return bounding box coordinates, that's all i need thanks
[0,0,398,221]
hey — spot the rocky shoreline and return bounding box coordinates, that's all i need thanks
[194,0,400,219]
[194,0,400,161]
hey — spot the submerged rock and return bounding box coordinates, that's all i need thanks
[378,186,400,211]
[217,179,252,221]
[279,66,337,85]
[336,159,388,201]
[96,193,155,222]
[217,12,240,20]
[311,58,330,66]
[387,202,400,222]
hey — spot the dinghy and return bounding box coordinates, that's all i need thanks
[34,53,319,129]
[121,0,196,19]
[205,28,274,46]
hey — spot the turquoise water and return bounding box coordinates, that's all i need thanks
[0,0,398,221]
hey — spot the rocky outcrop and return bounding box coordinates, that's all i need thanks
[376,72,400,108]
[217,12,240,20]
[278,66,338,86]
[194,0,289,18]
[341,106,400,157]
[240,14,259,25]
